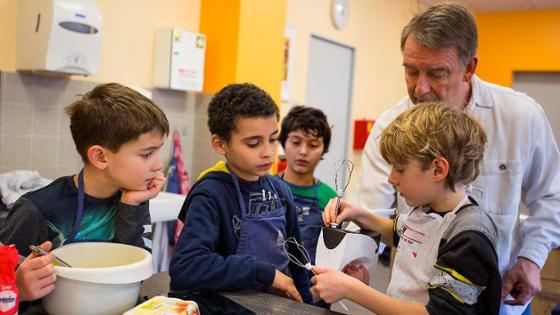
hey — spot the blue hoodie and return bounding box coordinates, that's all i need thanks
[169,162,312,303]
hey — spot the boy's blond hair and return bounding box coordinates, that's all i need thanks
[379,102,487,191]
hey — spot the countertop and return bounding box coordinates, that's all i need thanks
[141,272,344,314]
[23,272,344,314]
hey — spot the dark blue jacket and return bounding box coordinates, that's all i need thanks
[169,164,311,303]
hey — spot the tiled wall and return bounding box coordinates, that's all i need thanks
[0,71,221,181]
[191,93,221,179]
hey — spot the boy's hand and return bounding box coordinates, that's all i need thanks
[121,173,166,206]
[323,198,364,227]
[16,241,57,301]
[271,269,303,303]
[310,266,354,304]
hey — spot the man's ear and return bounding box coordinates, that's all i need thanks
[211,135,227,156]
[432,157,449,181]
[87,145,108,170]
[463,56,478,82]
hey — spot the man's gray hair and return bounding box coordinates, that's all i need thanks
[401,3,477,66]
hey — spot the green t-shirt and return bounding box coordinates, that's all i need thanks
[276,175,337,210]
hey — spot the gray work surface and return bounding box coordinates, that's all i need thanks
[141,272,344,314]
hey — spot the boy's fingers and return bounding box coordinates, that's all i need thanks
[328,198,336,223]
[35,259,56,278]
[24,253,55,269]
[310,275,317,285]
[35,283,56,301]
[322,211,330,226]
[313,266,328,274]
[36,271,57,288]
[288,286,302,303]
[336,214,344,225]
[39,241,53,252]
[322,200,332,225]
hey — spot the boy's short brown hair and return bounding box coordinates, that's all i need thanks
[379,102,486,191]
[65,83,169,162]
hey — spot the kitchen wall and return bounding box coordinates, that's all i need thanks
[0,0,201,88]
[475,8,560,87]
[0,0,205,179]
[284,0,416,195]
[0,71,198,180]
[0,0,421,185]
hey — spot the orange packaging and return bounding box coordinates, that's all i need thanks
[0,245,19,315]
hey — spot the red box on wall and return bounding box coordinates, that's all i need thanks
[276,154,287,174]
[353,119,375,150]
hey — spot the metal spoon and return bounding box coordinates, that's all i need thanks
[29,245,72,268]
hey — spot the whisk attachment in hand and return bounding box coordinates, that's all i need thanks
[279,237,315,274]
[332,159,355,228]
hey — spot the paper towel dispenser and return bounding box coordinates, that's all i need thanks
[16,0,103,76]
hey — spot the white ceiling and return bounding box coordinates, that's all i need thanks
[418,0,560,12]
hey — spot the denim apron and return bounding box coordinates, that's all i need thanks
[291,183,323,265]
[229,168,291,276]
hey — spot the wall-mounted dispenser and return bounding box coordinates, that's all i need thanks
[16,0,103,76]
[153,28,206,92]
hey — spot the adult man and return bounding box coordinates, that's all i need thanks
[356,3,560,314]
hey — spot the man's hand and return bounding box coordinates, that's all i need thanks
[271,269,303,303]
[121,173,166,206]
[502,257,541,305]
[15,241,56,301]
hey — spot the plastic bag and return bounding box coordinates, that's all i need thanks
[0,245,19,315]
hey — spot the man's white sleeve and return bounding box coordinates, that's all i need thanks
[355,114,397,211]
[518,105,560,268]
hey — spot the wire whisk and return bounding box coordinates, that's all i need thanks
[332,159,355,228]
[279,237,316,274]
[279,236,350,312]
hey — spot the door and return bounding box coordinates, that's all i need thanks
[305,35,355,189]
[513,72,560,217]
[513,72,560,144]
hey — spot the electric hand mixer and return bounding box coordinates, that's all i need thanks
[317,159,381,272]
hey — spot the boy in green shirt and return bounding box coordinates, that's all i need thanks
[278,106,336,264]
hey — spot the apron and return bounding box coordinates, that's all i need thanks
[229,167,291,275]
[66,169,87,244]
[290,182,323,265]
[387,195,470,304]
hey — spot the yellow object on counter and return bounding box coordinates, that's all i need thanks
[123,296,200,315]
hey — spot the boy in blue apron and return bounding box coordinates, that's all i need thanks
[169,83,312,303]
[311,103,502,314]
[0,83,169,308]
[277,106,336,266]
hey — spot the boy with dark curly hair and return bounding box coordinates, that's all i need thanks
[169,83,311,303]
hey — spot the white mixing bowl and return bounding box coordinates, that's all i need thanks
[43,242,153,315]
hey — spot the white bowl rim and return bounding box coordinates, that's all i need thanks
[52,242,153,284]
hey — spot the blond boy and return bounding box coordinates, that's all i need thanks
[313,102,501,314]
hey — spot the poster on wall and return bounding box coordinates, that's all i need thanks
[281,26,296,102]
